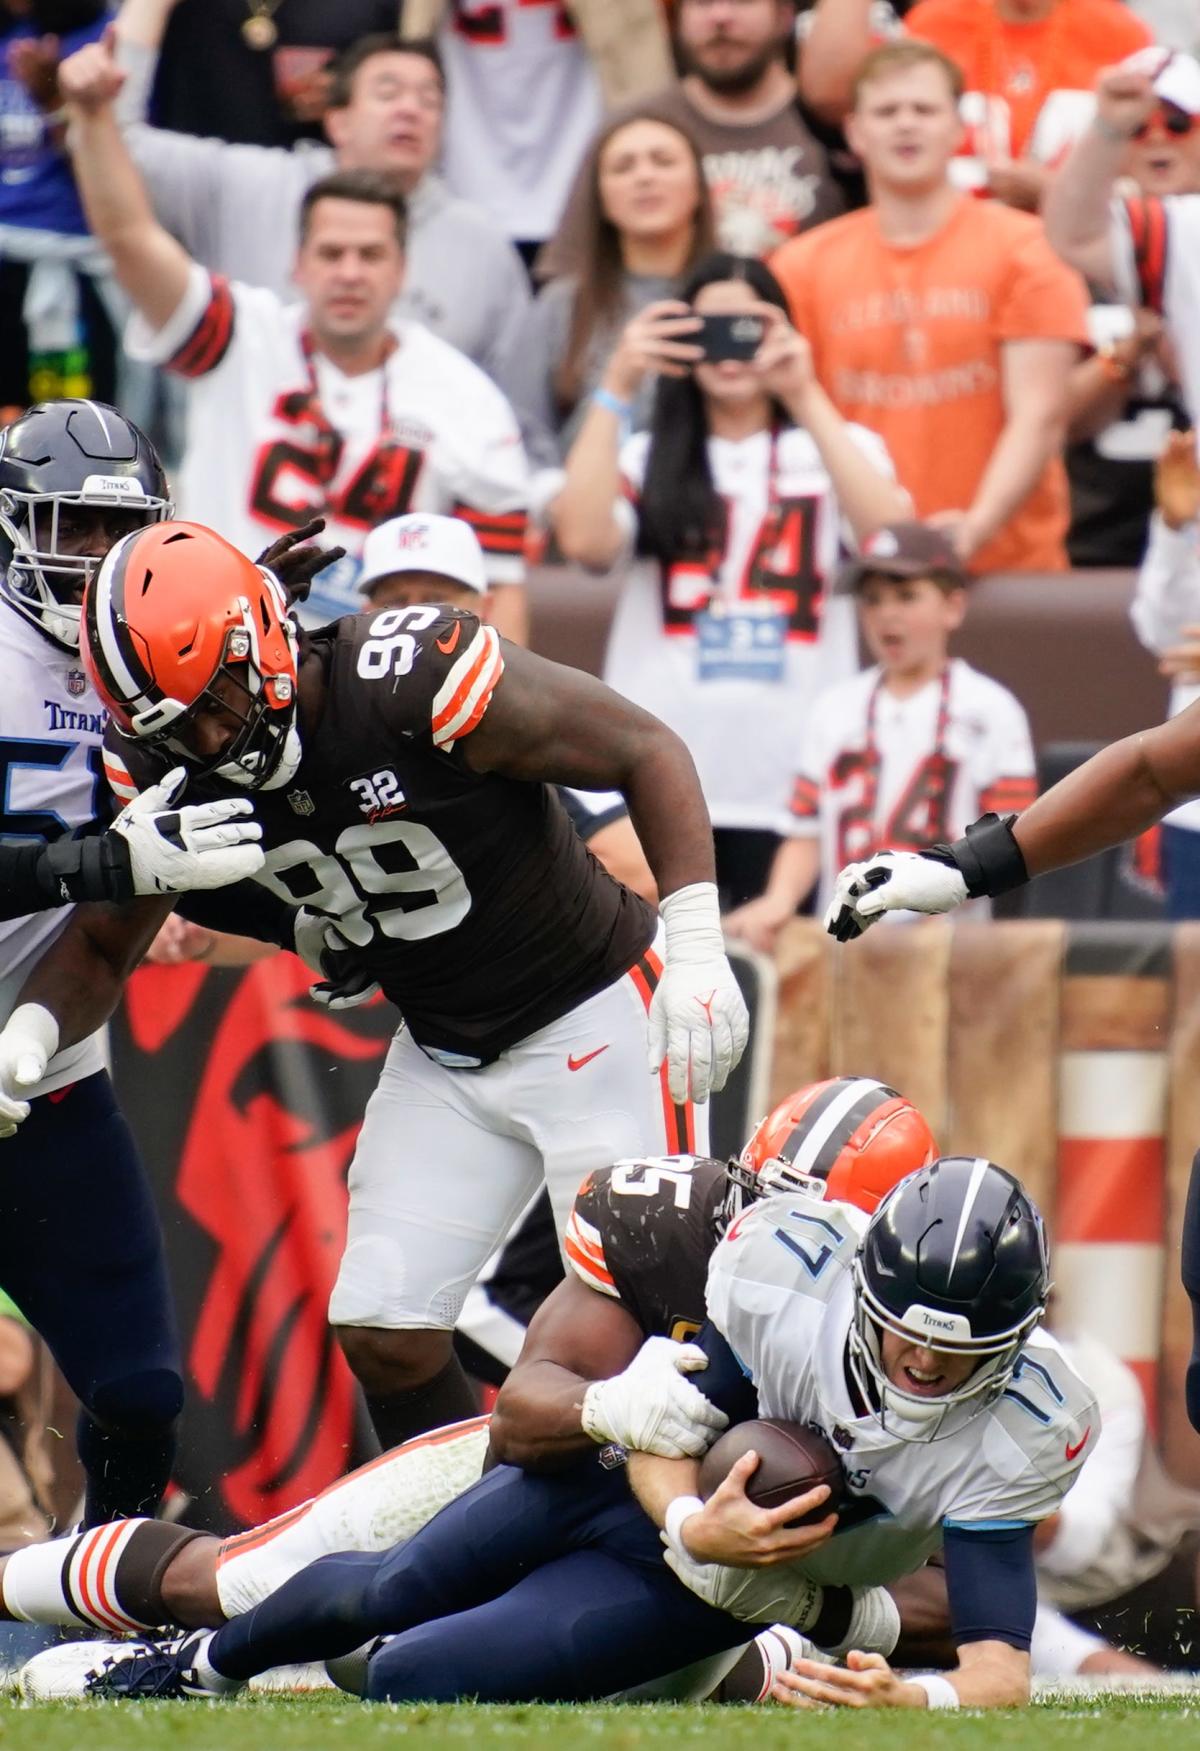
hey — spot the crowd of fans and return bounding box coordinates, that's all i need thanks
[7,0,1197,915]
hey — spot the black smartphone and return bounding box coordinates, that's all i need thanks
[696,313,766,362]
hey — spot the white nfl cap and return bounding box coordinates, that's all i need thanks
[1123,46,1200,116]
[357,513,488,595]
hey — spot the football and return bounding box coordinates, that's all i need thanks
[698,1419,845,1526]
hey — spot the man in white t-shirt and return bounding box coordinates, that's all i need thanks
[57,37,531,642]
[726,522,1036,948]
[1045,51,1200,433]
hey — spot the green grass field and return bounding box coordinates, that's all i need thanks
[0,1694,1197,1751]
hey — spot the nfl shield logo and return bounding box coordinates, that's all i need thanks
[66,669,87,697]
[287,789,316,817]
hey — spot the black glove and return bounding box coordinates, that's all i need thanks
[256,518,347,606]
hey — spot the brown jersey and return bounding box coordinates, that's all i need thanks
[105,605,655,1061]
[563,1154,729,1343]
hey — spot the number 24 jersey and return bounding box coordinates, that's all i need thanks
[105,605,655,1060]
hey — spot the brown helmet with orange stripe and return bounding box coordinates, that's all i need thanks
[82,521,302,792]
[726,1076,938,1220]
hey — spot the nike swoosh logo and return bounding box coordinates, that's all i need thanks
[567,1046,610,1072]
[1064,1426,1091,1461]
[436,622,462,655]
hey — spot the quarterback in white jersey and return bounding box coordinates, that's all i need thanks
[57,40,530,632]
[633,1158,1097,1709]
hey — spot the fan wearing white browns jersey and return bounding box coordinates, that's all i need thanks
[726,521,1035,953]
[57,36,530,636]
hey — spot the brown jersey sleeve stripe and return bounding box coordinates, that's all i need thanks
[168,276,236,379]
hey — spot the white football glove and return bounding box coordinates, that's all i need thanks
[0,1003,59,1139]
[580,1336,729,1458]
[649,883,749,1105]
[111,767,264,895]
[292,908,381,1010]
[662,1544,824,1627]
[823,850,968,942]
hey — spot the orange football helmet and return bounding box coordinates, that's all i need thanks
[83,521,300,790]
[732,1077,938,1216]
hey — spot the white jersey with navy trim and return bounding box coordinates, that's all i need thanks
[0,599,107,1095]
[705,1193,1098,1588]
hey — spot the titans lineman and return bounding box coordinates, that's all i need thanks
[0,400,271,1525]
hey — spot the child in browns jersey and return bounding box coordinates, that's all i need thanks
[725,522,1036,952]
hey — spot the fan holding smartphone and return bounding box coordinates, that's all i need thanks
[550,253,910,911]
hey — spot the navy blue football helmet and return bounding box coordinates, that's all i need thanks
[848,1156,1050,1440]
[0,400,171,650]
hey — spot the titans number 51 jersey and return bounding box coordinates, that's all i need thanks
[107,605,655,1061]
[706,1193,1099,1589]
[0,602,108,1095]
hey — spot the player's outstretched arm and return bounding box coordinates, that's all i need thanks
[827,703,1200,940]
[0,895,173,1137]
[59,25,193,331]
[773,1638,1030,1710]
[465,643,748,1102]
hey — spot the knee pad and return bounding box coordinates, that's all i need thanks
[87,1368,184,1436]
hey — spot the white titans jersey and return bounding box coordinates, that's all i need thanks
[604,426,894,831]
[1114,193,1200,436]
[437,1,602,242]
[124,263,530,624]
[788,659,1037,910]
[0,600,107,1096]
[706,1193,1098,1589]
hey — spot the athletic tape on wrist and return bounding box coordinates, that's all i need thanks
[909,1673,960,1708]
[663,1494,705,1561]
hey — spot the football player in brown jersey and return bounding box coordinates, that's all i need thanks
[0,517,749,1452]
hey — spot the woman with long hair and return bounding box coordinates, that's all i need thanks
[551,252,910,909]
[496,110,714,470]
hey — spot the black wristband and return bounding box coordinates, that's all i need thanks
[43,832,135,906]
[941,812,1029,900]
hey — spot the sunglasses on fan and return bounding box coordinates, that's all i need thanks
[1133,103,1198,140]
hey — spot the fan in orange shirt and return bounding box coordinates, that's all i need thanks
[772,40,1089,574]
[798,0,1151,210]
[905,0,1152,205]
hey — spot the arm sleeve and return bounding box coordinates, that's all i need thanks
[1130,512,1200,654]
[691,1320,761,1426]
[942,1522,1038,1650]
[0,839,81,920]
[174,880,296,949]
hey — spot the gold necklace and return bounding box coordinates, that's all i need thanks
[242,0,285,51]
